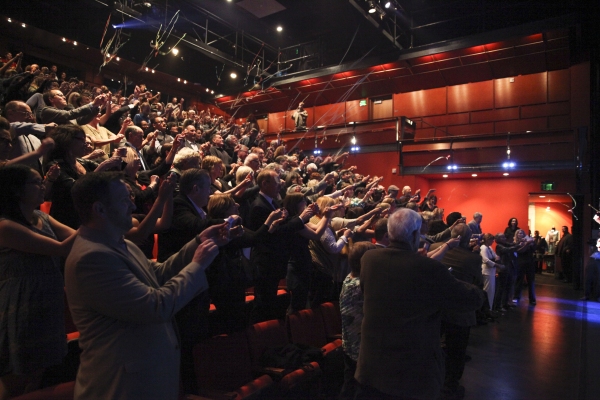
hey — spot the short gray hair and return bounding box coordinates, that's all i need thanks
[473,212,482,219]
[173,147,200,168]
[451,223,472,248]
[236,165,253,185]
[388,208,422,244]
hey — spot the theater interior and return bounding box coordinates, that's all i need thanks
[2,0,599,399]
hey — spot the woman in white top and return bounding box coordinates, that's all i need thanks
[480,233,504,309]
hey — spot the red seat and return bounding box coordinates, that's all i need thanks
[246,319,321,396]
[318,302,342,341]
[12,381,74,400]
[193,331,274,399]
[286,309,342,356]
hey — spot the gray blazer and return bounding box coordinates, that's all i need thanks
[65,226,208,400]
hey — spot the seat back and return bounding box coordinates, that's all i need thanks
[246,319,290,368]
[12,381,74,400]
[286,309,328,348]
[319,302,342,338]
[193,331,254,391]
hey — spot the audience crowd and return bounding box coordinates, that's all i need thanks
[0,52,585,400]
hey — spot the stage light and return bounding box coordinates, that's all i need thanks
[7,18,11,23]
[230,72,237,79]
[210,90,214,94]
[384,1,391,8]
[447,165,458,170]
[206,88,209,92]
[151,69,155,73]
[502,161,516,169]
[443,174,448,178]
[183,80,187,84]
[276,26,283,32]
[350,146,360,152]
[116,57,120,61]
[472,174,477,177]
[73,41,77,46]
[368,1,376,13]
[177,78,181,82]
[21,23,26,28]
[172,48,179,56]
[62,38,66,42]
[313,149,322,155]
[351,135,357,145]
[503,173,509,176]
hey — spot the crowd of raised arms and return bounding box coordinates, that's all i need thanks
[1,52,549,400]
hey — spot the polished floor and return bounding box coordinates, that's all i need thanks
[462,272,600,400]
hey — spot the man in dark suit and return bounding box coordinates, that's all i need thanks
[65,172,223,399]
[557,225,574,283]
[247,169,313,322]
[156,168,225,392]
[434,223,484,400]
[355,209,484,400]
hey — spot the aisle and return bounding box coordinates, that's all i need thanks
[463,273,600,400]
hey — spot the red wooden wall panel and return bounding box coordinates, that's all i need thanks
[393,87,447,117]
[422,113,470,127]
[447,81,494,113]
[549,115,571,130]
[520,102,570,118]
[495,117,548,133]
[548,69,570,102]
[345,100,369,123]
[313,103,345,126]
[268,111,286,133]
[570,62,591,127]
[494,73,547,108]
[447,122,494,136]
[470,107,519,123]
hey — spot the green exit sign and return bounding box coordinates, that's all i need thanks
[541,182,555,191]
[359,99,367,106]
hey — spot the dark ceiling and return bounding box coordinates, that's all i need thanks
[1,0,592,110]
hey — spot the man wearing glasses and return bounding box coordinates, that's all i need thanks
[40,89,107,125]
[2,100,57,175]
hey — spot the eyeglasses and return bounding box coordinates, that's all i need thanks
[14,110,34,117]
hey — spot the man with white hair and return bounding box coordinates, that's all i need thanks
[355,209,484,400]
[468,212,483,236]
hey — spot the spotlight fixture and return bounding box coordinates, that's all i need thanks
[351,135,357,145]
[206,88,209,92]
[7,18,12,22]
[171,48,179,56]
[116,57,120,61]
[442,174,448,178]
[350,146,361,152]
[446,165,458,170]
[368,1,376,13]
[62,38,66,42]
[384,1,391,8]
[151,69,155,73]
[210,90,214,94]
[276,26,283,32]
[503,173,509,176]
[183,80,187,84]
[21,23,26,28]
[502,162,516,169]
[313,149,322,155]
[145,67,149,71]
[73,41,77,46]
[230,72,237,79]
[177,78,181,82]
[472,174,478,177]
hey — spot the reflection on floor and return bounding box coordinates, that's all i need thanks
[463,272,600,400]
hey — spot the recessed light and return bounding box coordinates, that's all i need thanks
[503,173,509,176]
[539,195,546,198]
[177,78,181,82]
[7,18,12,23]
[172,48,179,56]
[472,174,477,177]
[442,174,448,178]
[62,38,66,42]
[73,41,77,46]
[276,26,283,32]
[184,80,187,84]
[230,72,237,79]
[21,23,26,28]
[116,57,120,61]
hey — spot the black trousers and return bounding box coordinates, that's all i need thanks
[441,321,471,392]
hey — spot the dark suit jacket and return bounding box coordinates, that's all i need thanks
[247,194,304,279]
[355,242,484,399]
[438,246,483,326]
[157,195,222,262]
[557,232,573,258]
